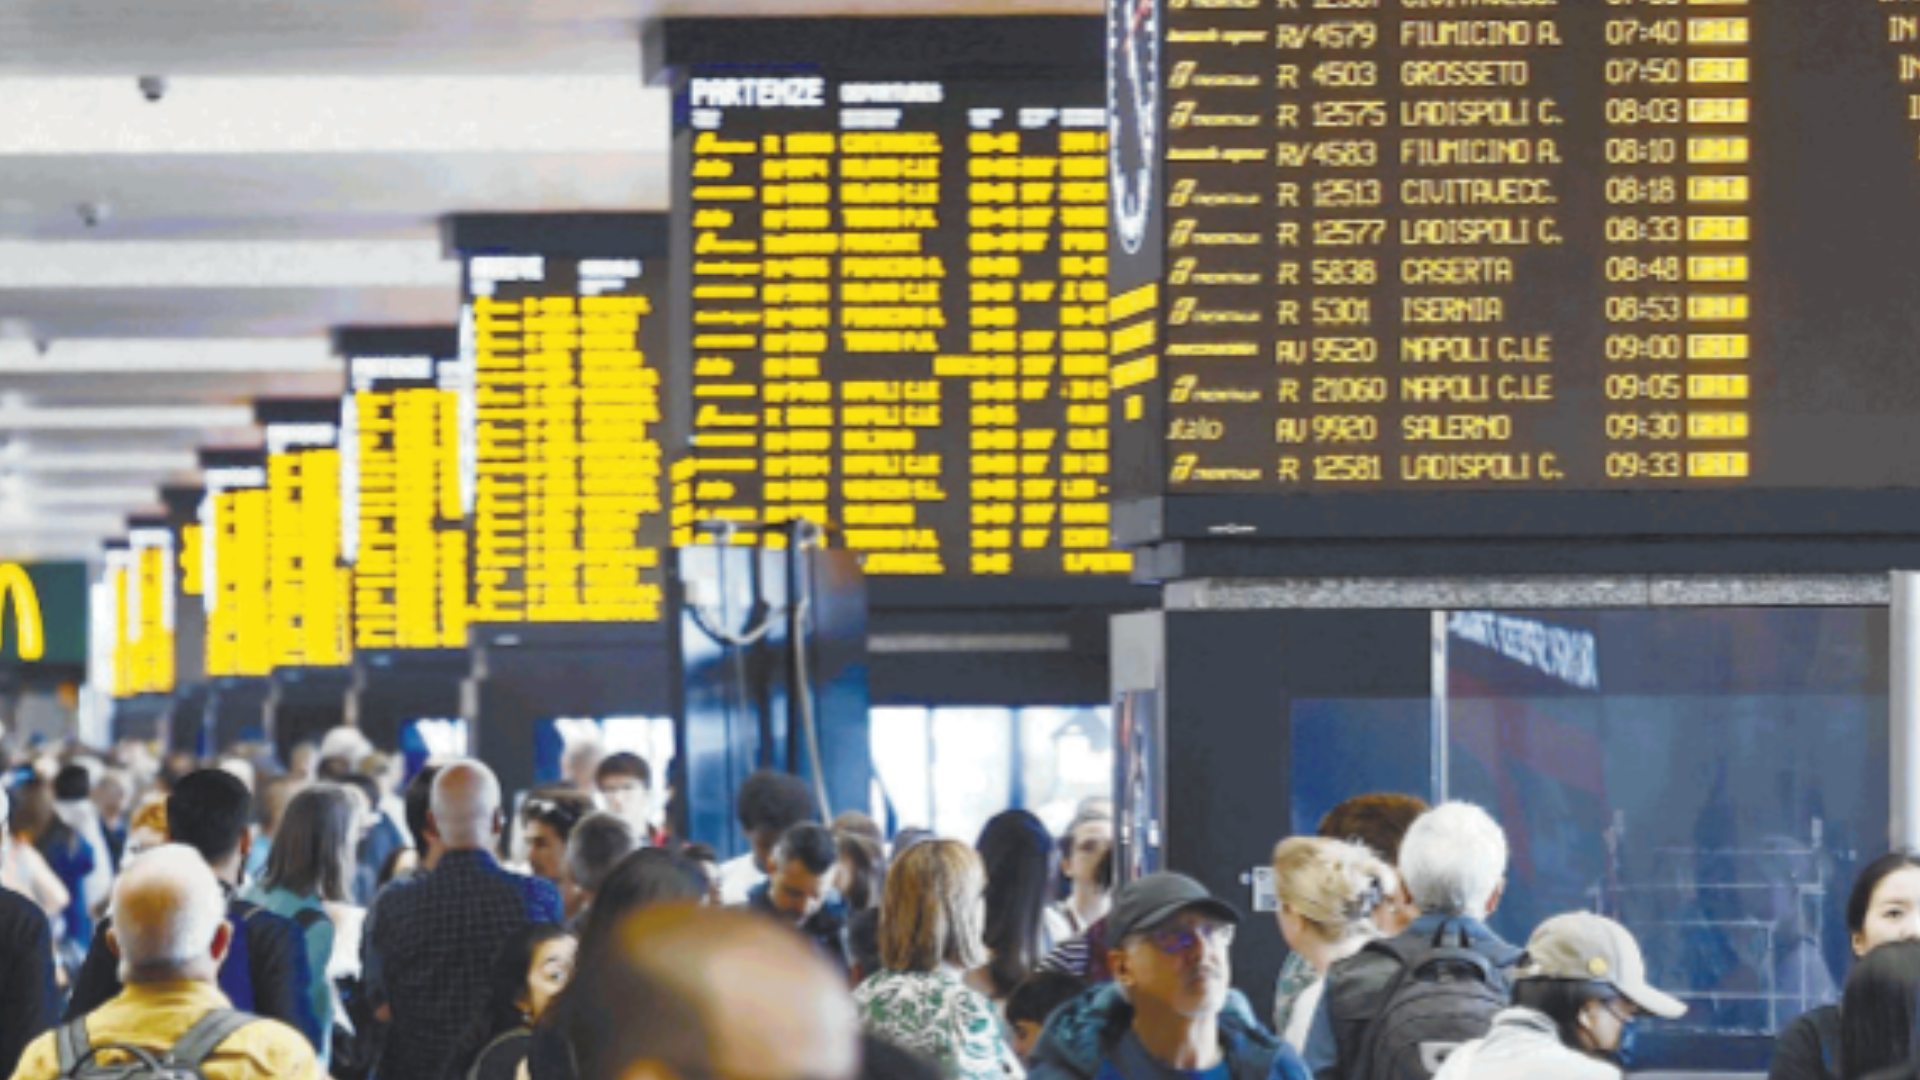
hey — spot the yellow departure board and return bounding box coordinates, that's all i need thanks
[114,526,176,697]
[1105,0,1920,538]
[344,353,469,650]
[105,551,131,698]
[673,71,1132,578]
[265,418,349,668]
[202,463,271,678]
[452,219,671,625]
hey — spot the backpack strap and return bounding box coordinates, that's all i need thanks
[291,907,330,932]
[467,1029,529,1080]
[168,1009,258,1069]
[53,1019,89,1075]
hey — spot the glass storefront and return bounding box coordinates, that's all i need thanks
[871,705,1113,843]
[1290,606,1889,1072]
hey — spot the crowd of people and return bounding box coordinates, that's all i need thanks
[6,736,1920,1080]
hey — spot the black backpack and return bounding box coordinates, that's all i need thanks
[52,1009,257,1080]
[1350,921,1513,1080]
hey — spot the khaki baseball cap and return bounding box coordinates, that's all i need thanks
[1518,912,1687,1020]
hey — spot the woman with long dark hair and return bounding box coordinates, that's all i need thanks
[1775,853,1920,1080]
[969,810,1058,1002]
[528,848,709,1080]
[443,924,576,1080]
[241,783,357,1067]
[1842,942,1920,1080]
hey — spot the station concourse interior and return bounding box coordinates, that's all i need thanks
[0,3,1913,1079]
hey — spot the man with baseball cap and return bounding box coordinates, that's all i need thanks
[1433,912,1686,1080]
[1029,872,1309,1080]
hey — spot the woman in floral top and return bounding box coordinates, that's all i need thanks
[855,840,1025,1080]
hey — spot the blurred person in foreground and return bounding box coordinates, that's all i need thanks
[12,844,319,1080]
[560,904,861,1080]
[530,849,719,1080]
[1027,872,1305,1080]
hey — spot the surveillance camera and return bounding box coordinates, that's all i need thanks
[76,203,109,229]
[137,76,166,103]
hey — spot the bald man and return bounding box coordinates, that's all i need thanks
[12,845,318,1080]
[561,905,862,1080]
[366,760,562,1080]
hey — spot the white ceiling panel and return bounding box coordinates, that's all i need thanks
[0,0,1096,76]
[0,0,1099,557]
[0,285,457,339]
[0,152,665,240]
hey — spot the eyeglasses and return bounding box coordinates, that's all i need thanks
[1141,921,1235,955]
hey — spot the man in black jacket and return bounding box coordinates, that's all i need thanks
[64,769,322,1050]
[1301,802,1523,1080]
[0,786,57,1077]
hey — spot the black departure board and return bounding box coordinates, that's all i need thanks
[339,329,469,651]
[200,452,271,678]
[662,18,1132,578]
[260,402,350,669]
[447,215,671,625]
[1108,0,1920,540]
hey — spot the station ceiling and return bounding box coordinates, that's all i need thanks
[0,0,1095,559]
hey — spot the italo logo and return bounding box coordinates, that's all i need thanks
[0,565,43,661]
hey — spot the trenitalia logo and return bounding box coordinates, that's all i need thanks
[0,565,44,662]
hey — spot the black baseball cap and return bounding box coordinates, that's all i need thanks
[1108,872,1243,943]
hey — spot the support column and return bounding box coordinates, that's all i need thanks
[1891,572,1920,848]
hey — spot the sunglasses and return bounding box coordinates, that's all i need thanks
[1140,921,1235,955]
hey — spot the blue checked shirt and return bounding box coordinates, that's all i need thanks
[369,849,562,1080]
